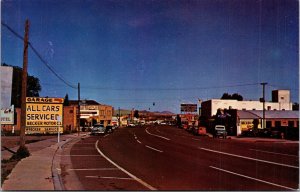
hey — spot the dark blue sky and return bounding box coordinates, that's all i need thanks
[2,0,299,112]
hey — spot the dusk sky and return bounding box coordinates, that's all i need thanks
[2,0,299,113]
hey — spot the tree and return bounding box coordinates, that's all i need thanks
[221,93,231,100]
[232,93,243,101]
[134,110,139,118]
[64,94,70,106]
[293,103,299,111]
[176,114,181,127]
[2,63,42,107]
[221,93,243,101]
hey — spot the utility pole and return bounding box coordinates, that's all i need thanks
[77,82,80,136]
[118,107,121,127]
[261,82,268,129]
[20,19,29,148]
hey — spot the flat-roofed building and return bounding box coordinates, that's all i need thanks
[201,90,293,119]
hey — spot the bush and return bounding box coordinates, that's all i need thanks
[10,146,30,160]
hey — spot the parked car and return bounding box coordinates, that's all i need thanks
[128,123,136,127]
[105,125,114,133]
[112,125,118,130]
[213,125,227,139]
[193,126,207,136]
[90,124,106,135]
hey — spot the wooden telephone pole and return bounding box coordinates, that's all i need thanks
[20,19,30,148]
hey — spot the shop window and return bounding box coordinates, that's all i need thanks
[275,121,281,128]
[288,121,294,128]
[266,121,272,128]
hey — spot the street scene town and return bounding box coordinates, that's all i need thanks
[1,0,299,191]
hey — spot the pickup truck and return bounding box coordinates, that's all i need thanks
[213,125,227,139]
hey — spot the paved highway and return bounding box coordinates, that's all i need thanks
[60,125,299,190]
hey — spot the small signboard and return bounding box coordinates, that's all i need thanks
[180,104,197,113]
[0,105,14,124]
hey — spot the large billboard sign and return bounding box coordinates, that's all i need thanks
[180,104,197,113]
[0,105,14,124]
[25,97,64,134]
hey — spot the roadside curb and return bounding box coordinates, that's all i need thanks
[52,134,88,190]
[1,133,88,191]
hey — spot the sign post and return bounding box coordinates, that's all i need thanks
[57,116,62,143]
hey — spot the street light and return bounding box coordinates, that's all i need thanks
[260,82,268,129]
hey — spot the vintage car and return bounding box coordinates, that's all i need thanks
[213,125,227,139]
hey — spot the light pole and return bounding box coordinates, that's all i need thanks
[260,82,268,129]
[118,107,121,127]
[77,82,80,136]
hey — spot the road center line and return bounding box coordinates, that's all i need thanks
[86,176,134,180]
[249,149,299,157]
[145,128,170,141]
[137,140,142,144]
[145,145,163,153]
[95,140,157,190]
[200,147,299,169]
[209,166,297,190]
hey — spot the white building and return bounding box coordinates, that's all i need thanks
[201,90,293,118]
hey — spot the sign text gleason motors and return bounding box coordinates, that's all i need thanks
[26,97,64,127]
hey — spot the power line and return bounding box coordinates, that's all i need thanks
[2,21,77,89]
[1,22,24,41]
[28,43,76,89]
[268,84,299,91]
[79,83,261,91]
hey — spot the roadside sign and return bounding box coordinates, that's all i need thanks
[25,97,64,134]
[0,105,14,124]
[181,104,197,113]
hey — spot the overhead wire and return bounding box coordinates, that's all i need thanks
[1,21,77,89]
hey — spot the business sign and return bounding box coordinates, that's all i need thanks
[0,105,14,124]
[181,104,197,113]
[25,127,63,134]
[25,97,64,134]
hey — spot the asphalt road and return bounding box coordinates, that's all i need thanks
[60,125,299,190]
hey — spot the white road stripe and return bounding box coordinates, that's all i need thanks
[86,176,134,180]
[249,149,299,157]
[210,166,297,190]
[145,128,170,141]
[68,168,119,171]
[58,155,101,156]
[95,140,157,190]
[145,145,163,153]
[137,140,142,144]
[200,148,299,169]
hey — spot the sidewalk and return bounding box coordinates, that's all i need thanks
[229,136,299,143]
[206,133,299,143]
[1,133,87,191]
